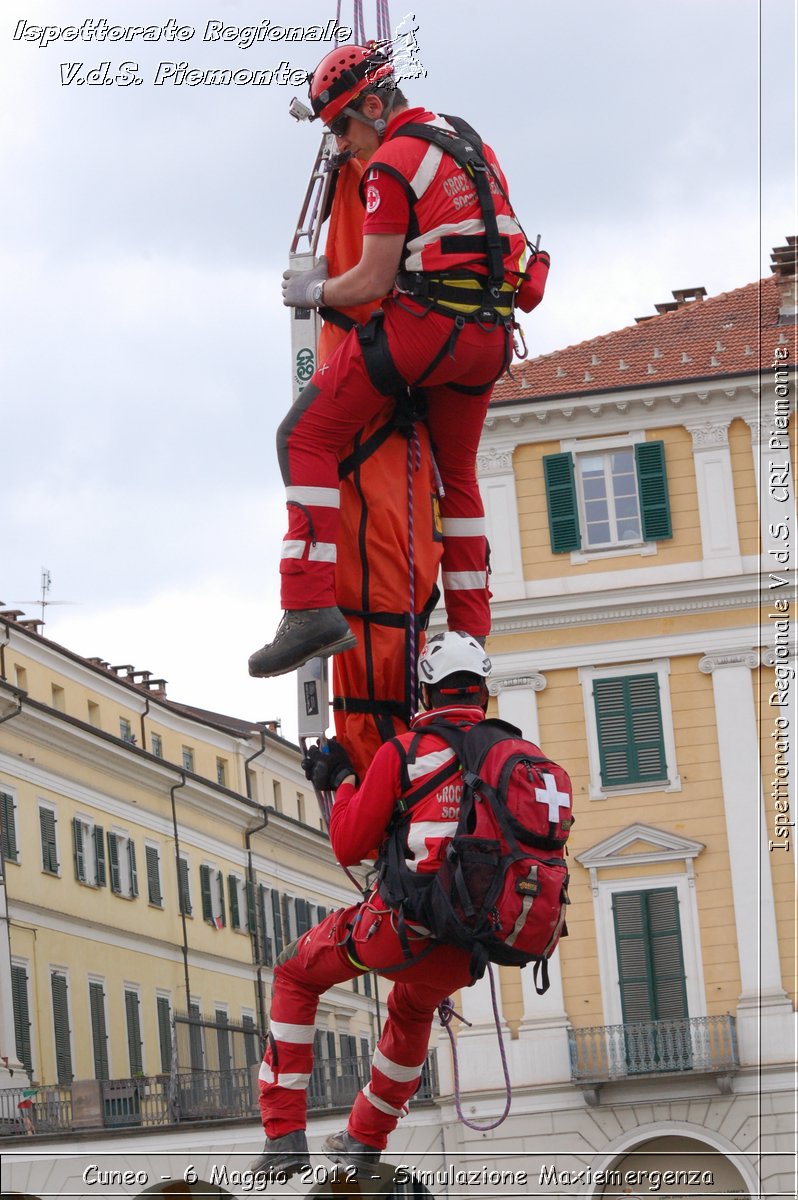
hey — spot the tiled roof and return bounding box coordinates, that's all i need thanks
[493,274,784,404]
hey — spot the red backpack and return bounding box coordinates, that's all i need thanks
[377,719,572,989]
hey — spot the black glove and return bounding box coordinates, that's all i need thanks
[301,739,356,792]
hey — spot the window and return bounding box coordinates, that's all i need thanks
[50,970,73,1084]
[119,717,136,745]
[107,832,138,898]
[145,844,163,907]
[178,855,192,916]
[11,961,33,1076]
[228,873,247,931]
[87,701,101,728]
[156,994,172,1073]
[543,438,672,554]
[182,746,195,772]
[72,817,107,886]
[151,733,163,758]
[613,887,691,1072]
[579,661,680,799]
[216,757,227,787]
[200,864,226,928]
[296,792,306,824]
[578,449,642,547]
[51,684,65,712]
[124,987,143,1075]
[39,804,59,875]
[281,893,297,944]
[272,780,282,812]
[14,665,27,690]
[2,790,19,864]
[88,979,109,1080]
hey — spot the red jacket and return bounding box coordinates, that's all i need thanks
[361,108,526,283]
[330,705,485,868]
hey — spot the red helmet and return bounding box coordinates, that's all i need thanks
[308,43,394,125]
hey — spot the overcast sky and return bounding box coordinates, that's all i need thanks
[1,0,795,743]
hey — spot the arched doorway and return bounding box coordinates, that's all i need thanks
[601,1135,750,1197]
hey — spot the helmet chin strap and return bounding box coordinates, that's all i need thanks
[343,87,398,138]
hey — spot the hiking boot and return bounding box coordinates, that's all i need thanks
[248,608,356,678]
[323,1128,381,1175]
[249,1129,311,1182]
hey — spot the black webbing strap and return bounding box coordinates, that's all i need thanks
[394,118,506,291]
[356,309,408,397]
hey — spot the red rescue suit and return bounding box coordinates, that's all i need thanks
[258,704,484,1149]
[277,108,526,638]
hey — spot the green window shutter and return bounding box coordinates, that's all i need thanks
[543,452,581,553]
[272,889,284,957]
[127,840,138,897]
[215,1009,232,1072]
[281,893,294,943]
[228,875,241,930]
[242,1014,259,1066]
[295,897,310,935]
[178,858,192,916]
[94,825,106,886]
[107,833,121,893]
[72,819,86,882]
[245,879,256,937]
[259,884,273,966]
[157,996,172,1073]
[124,989,143,1075]
[50,972,73,1084]
[216,871,226,928]
[200,865,214,923]
[1,792,18,863]
[146,846,162,906]
[635,440,672,541]
[593,674,667,787]
[89,981,109,1081]
[613,888,688,1025]
[188,1001,204,1070]
[11,963,33,1076]
[40,807,59,874]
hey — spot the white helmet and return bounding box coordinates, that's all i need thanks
[417,631,491,686]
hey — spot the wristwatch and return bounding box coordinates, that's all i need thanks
[311,280,326,307]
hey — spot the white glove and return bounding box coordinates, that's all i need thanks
[282,257,329,308]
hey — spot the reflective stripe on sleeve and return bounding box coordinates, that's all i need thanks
[441,517,486,537]
[285,485,340,508]
[442,570,487,590]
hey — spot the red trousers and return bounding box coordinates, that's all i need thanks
[276,302,509,637]
[258,896,473,1149]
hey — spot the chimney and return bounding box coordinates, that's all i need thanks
[638,286,707,323]
[770,236,797,324]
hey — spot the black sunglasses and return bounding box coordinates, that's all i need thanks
[328,100,362,138]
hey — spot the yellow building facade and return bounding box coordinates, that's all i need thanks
[0,619,381,1113]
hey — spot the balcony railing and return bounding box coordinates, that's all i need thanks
[569,1014,738,1086]
[0,1051,439,1138]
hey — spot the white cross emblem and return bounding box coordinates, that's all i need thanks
[318,362,330,375]
[535,773,570,822]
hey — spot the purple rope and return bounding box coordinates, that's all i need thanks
[407,429,418,713]
[438,964,513,1131]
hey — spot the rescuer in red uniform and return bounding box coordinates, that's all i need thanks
[250,632,492,1178]
[248,44,549,678]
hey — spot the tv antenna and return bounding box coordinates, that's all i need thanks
[11,568,77,629]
